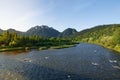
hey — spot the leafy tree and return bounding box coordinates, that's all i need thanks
[1,31,11,45]
[113,29,120,45]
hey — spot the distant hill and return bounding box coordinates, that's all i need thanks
[0,28,24,35]
[1,24,120,39]
[59,28,77,38]
[26,25,60,38]
[0,29,3,34]
[0,25,77,38]
[74,24,120,39]
[71,24,120,52]
[6,28,25,35]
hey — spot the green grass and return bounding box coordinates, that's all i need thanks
[50,45,75,49]
[0,44,76,52]
[39,47,48,50]
[0,47,25,52]
[50,46,62,49]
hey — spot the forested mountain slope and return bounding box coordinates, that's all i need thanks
[26,25,60,38]
[59,28,77,38]
[74,24,120,52]
[0,25,77,38]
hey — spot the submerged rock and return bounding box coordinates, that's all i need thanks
[91,62,99,66]
[112,65,120,69]
[45,56,49,59]
[21,58,32,62]
[109,60,117,63]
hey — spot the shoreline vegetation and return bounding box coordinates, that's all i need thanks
[73,24,120,53]
[0,31,77,52]
[0,44,76,52]
[81,42,120,53]
[77,40,120,53]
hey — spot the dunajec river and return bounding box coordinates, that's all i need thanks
[0,43,120,80]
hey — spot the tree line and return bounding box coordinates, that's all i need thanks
[0,31,74,47]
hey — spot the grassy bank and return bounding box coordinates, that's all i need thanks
[0,44,76,52]
[95,44,120,53]
[38,44,76,50]
[102,45,120,53]
[81,41,120,53]
[0,46,39,52]
[0,47,25,52]
[49,45,75,49]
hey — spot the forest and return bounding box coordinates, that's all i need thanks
[74,24,120,52]
[0,31,76,51]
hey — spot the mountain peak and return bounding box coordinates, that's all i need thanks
[0,25,79,38]
[59,28,77,37]
[40,25,49,28]
[34,25,50,29]
[7,28,16,31]
[26,25,60,38]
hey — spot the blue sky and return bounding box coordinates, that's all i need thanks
[0,0,120,32]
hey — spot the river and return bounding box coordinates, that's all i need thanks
[0,43,120,80]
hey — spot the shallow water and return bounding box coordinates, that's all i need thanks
[0,43,120,80]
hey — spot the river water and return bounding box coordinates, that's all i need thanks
[0,43,120,80]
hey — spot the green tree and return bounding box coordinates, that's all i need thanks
[113,29,120,45]
[1,31,11,45]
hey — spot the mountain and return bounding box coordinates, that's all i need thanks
[0,28,24,35]
[0,25,77,38]
[26,25,60,38]
[0,29,3,34]
[72,24,120,52]
[6,28,25,35]
[71,24,120,47]
[59,28,77,38]
[1,24,120,39]
[74,24,120,39]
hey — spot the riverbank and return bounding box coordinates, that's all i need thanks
[96,44,120,53]
[82,42,120,53]
[0,47,25,52]
[102,45,120,53]
[39,45,75,50]
[0,44,76,52]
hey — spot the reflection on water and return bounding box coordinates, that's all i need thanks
[0,43,120,80]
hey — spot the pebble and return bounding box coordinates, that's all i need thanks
[7,71,10,75]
